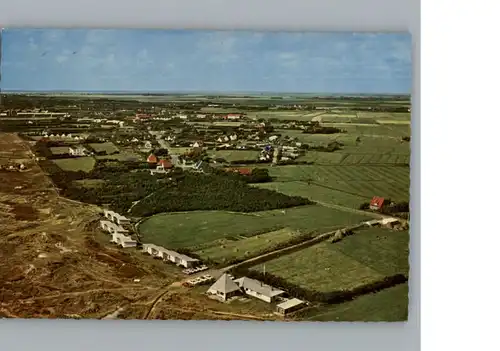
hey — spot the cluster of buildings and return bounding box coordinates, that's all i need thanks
[100,210,137,248]
[69,145,93,157]
[206,273,307,317]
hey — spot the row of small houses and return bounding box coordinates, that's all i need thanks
[206,273,307,316]
[100,210,201,269]
[100,210,306,316]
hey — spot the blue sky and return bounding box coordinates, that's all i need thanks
[1,29,411,94]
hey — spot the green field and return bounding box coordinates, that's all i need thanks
[261,164,410,206]
[49,146,69,155]
[95,151,141,161]
[252,227,409,292]
[208,150,260,162]
[304,283,408,321]
[138,205,370,250]
[194,228,300,263]
[89,142,119,154]
[53,157,96,172]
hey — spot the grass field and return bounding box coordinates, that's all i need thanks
[252,227,409,293]
[52,157,96,172]
[49,146,69,155]
[194,228,300,263]
[73,179,106,188]
[262,165,410,205]
[95,152,141,161]
[208,150,260,162]
[138,205,370,250]
[88,142,119,154]
[303,283,408,321]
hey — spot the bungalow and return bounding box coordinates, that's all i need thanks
[69,145,90,157]
[226,114,242,120]
[276,298,306,316]
[142,244,200,268]
[111,233,137,248]
[233,277,285,303]
[103,210,131,226]
[100,220,128,235]
[369,196,385,211]
[229,134,238,141]
[206,274,242,301]
[147,153,158,164]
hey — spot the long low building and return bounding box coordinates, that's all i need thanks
[111,233,137,248]
[100,220,128,235]
[103,210,131,226]
[233,277,285,303]
[276,298,306,316]
[142,243,199,268]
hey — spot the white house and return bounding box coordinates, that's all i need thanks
[275,298,306,316]
[206,274,242,301]
[144,141,153,149]
[229,134,238,141]
[142,244,199,268]
[233,277,285,303]
[100,220,128,235]
[69,145,89,157]
[103,210,131,226]
[269,135,278,142]
[111,233,137,248]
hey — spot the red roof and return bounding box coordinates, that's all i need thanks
[147,154,158,163]
[370,196,385,209]
[237,168,252,176]
[158,159,173,169]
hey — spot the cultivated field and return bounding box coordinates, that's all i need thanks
[88,142,119,154]
[49,146,70,155]
[252,227,409,293]
[208,150,260,162]
[138,205,370,250]
[194,228,299,263]
[303,283,409,321]
[259,164,410,207]
[52,157,96,172]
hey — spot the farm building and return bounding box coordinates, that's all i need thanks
[111,233,137,248]
[225,114,242,120]
[276,298,306,316]
[100,220,128,235]
[142,243,200,268]
[369,196,385,211]
[103,210,131,226]
[233,277,285,303]
[206,274,242,301]
[147,154,158,164]
[69,145,90,157]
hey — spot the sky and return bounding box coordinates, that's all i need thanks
[0,29,412,94]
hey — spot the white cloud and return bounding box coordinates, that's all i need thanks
[56,55,68,63]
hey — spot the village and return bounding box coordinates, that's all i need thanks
[1,93,411,321]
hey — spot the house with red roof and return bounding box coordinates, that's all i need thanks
[158,159,173,169]
[147,154,158,164]
[369,196,385,211]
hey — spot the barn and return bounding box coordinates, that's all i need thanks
[369,196,385,211]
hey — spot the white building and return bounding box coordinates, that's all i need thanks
[100,220,128,235]
[142,244,199,268]
[69,145,90,157]
[111,233,137,248]
[233,277,285,303]
[275,298,306,316]
[206,274,242,301]
[229,134,238,141]
[103,210,131,226]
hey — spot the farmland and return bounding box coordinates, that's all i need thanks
[208,150,260,162]
[52,156,96,172]
[138,205,370,250]
[194,228,299,263]
[258,164,410,207]
[88,142,119,154]
[251,227,409,293]
[303,283,409,321]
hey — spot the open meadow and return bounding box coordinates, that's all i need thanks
[52,157,96,172]
[138,205,370,251]
[251,227,409,293]
[259,164,410,207]
[88,142,119,154]
[208,150,260,162]
[302,283,409,321]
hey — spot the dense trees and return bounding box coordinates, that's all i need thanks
[130,173,313,217]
